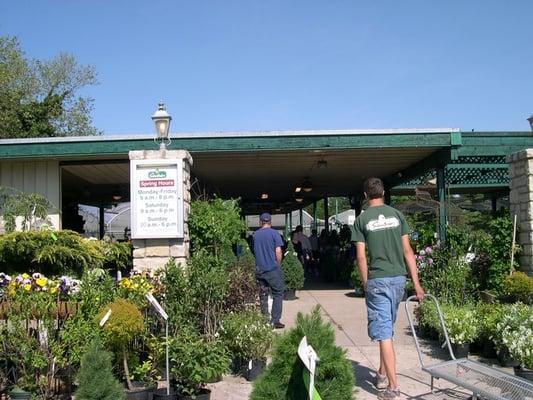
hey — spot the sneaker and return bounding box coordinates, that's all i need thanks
[375,373,388,390]
[272,322,285,329]
[377,387,401,400]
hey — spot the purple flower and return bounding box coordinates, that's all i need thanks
[425,246,433,255]
[22,278,31,285]
[32,272,41,280]
[428,258,434,265]
[15,275,23,283]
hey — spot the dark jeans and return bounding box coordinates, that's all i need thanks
[256,268,285,324]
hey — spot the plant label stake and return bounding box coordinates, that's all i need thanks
[298,336,322,400]
[99,309,112,327]
[145,292,170,395]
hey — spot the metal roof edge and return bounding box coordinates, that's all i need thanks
[0,128,460,145]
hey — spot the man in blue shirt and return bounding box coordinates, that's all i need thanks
[253,212,285,329]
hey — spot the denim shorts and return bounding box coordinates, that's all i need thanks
[365,276,406,341]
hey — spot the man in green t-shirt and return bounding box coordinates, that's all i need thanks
[353,177,424,400]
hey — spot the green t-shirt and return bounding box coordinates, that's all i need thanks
[353,204,410,279]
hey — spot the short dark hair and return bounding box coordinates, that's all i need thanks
[364,177,384,199]
[295,225,303,232]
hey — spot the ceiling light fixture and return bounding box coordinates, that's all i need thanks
[302,177,313,192]
[260,193,269,200]
[294,194,304,203]
[295,187,302,193]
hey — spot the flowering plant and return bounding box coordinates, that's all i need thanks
[0,272,79,298]
[415,247,434,270]
[220,309,274,360]
[492,303,532,368]
[442,305,479,345]
[117,270,154,308]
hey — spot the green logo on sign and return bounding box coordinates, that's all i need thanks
[148,169,167,179]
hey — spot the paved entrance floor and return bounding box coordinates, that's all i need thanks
[207,284,509,399]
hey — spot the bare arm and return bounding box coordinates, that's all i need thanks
[275,247,283,267]
[356,242,368,289]
[402,235,425,300]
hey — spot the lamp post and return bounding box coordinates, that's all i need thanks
[152,102,172,149]
[528,114,533,132]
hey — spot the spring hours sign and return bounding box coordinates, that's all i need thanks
[130,159,184,239]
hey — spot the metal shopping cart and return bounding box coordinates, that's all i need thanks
[405,294,533,400]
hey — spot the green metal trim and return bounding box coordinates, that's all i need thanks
[437,167,446,244]
[385,149,451,188]
[0,133,454,159]
[451,131,462,146]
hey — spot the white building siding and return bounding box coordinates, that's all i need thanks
[0,160,61,230]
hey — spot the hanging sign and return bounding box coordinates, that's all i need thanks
[130,159,184,239]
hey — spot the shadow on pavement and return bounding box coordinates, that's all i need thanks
[350,360,380,397]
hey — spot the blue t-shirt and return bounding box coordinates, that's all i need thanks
[253,227,284,272]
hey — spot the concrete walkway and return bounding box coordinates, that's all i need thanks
[207,283,509,399]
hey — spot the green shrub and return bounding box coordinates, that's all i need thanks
[492,303,532,351]
[75,338,125,400]
[501,310,533,368]
[220,310,274,360]
[102,241,132,271]
[0,230,104,276]
[251,306,354,400]
[476,303,505,341]
[168,327,230,397]
[504,272,533,304]
[189,198,246,257]
[224,257,257,313]
[281,242,304,291]
[441,304,479,345]
[418,250,478,305]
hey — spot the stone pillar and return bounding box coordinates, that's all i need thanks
[507,149,533,275]
[129,149,192,272]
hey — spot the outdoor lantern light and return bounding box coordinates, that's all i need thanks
[295,194,304,203]
[528,114,533,132]
[152,102,172,149]
[294,187,302,193]
[302,177,313,192]
[260,193,269,200]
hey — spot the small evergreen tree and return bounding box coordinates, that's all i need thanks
[251,306,355,400]
[75,338,125,400]
[281,242,305,291]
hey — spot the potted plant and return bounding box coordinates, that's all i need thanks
[504,272,533,305]
[281,243,304,300]
[75,338,126,400]
[442,305,479,358]
[496,303,533,379]
[96,298,152,400]
[220,310,274,381]
[168,326,230,399]
[476,303,503,358]
[491,303,530,367]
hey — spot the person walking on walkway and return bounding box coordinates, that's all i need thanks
[253,212,285,329]
[353,177,425,400]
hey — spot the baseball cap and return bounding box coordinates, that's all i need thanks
[260,212,272,222]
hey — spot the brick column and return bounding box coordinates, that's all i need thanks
[129,149,192,272]
[507,149,533,276]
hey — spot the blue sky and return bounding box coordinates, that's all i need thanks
[1,1,532,134]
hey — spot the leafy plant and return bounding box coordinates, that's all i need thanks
[0,187,53,232]
[441,304,479,345]
[476,302,505,342]
[251,306,354,400]
[504,272,533,304]
[501,309,533,368]
[485,216,518,295]
[224,256,257,313]
[187,250,229,338]
[492,303,532,351]
[168,327,230,397]
[75,338,125,400]
[96,298,145,390]
[189,198,246,257]
[220,310,274,360]
[0,230,105,276]
[102,242,132,271]
[281,242,304,291]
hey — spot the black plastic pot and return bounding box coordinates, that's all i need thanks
[177,388,211,400]
[451,343,470,359]
[497,347,520,367]
[514,366,533,382]
[153,388,178,400]
[125,381,156,400]
[244,358,266,381]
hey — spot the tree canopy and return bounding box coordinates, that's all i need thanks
[0,35,100,138]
